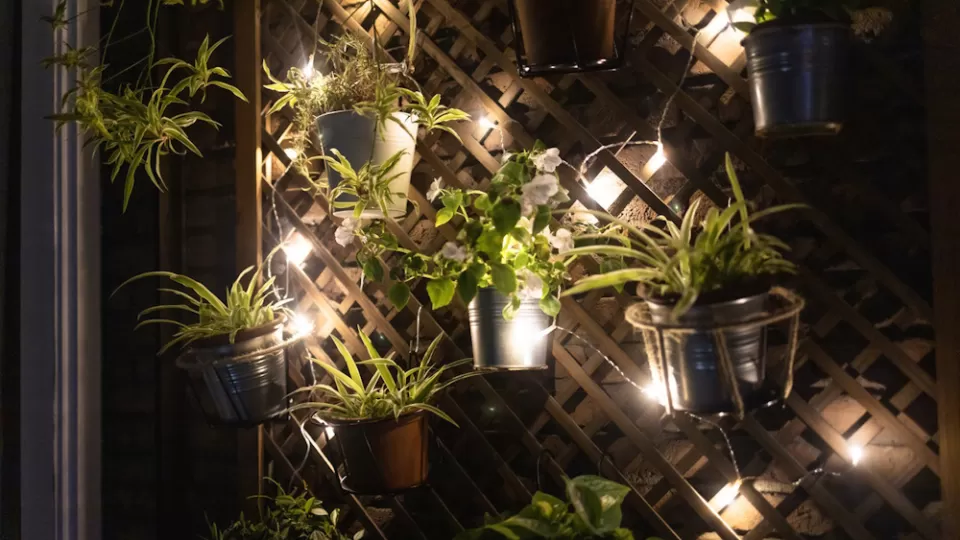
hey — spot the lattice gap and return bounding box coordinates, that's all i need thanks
[253,0,939,538]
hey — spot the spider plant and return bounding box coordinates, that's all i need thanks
[291,331,479,425]
[322,148,408,218]
[563,153,803,319]
[114,251,291,354]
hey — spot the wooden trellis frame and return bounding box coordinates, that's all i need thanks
[232,0,943,537]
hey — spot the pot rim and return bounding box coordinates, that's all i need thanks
[322,410,428,428]
[189,314,286,351]
[643,281,771,309]
[744,19,849,41]
[316,108,415,123]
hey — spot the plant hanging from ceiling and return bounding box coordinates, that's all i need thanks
[262,4,469,219]
[43,0,247,210]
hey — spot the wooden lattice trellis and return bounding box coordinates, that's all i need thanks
[240,0,941,537]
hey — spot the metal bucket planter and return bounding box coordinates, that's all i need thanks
[176,318,288,426]
[326,412,429,494]
[468,288,552,370]
[508,0,634,77]
[743,21,851,137]
[626,288,804,417]
[316,110,418,218]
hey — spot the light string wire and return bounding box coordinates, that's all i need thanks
[545,323,858,496]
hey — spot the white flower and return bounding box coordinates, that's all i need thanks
[548,228,574,254]
[334,218,361,247]
[521,174,561,206]
[427,177,443,202]
[440,241,468,263]
[533,147,562,173]
[517,270,544,300]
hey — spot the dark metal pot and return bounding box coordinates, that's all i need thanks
[743,21,850,137]
[647,291,775,415]
[177,318,288,426]
[468,288,552,370]
[326,412,429,494]
[508,0,632,77]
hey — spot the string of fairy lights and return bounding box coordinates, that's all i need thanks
[268,0,873,511]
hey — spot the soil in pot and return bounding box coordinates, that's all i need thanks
[743,19,850,137]
[513,0,617,72]
[327,412,429,494]
[645,289,778,414]
[468,288,552,370]
[177,318,288,425]
[316,110,417,219]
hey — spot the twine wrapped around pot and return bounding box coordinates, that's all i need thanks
[625,287,804,419]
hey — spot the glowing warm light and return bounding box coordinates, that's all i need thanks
[641,383,667,406]
[647,144,667,172]
[302,60,315,79]
[284,147,299,160]
[849,444,864,466]
[713,480,742,511]
[283,233,312,267]
[509,318,547,367]
[290,313,315,336]
[586,167,627,209]
[478,116,496,130]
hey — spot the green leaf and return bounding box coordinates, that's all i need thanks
[490,263,517,294]
[473,193,492,212]
[476,229,504,258]
[732,21,757,32]
[362,259,384,282]
[435,207,455,227]
[539,296,561,317]
[533,205,550,234]
[388,282,410,310]
[567,475,631,532]
[457,271,479,305]
[491,199,522,234]
[427,279,456,309]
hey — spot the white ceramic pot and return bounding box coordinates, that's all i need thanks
[316,110,418,219]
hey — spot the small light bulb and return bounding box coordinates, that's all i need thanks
[283,233,312,267]
[642,383,667,405]
[647,144,667,172]
[478,116,496,130]
[284,147,299,160]
[849,444,864,466]
[713,480,741,511]
[290,313,315,336]
[586,167,626,209]
[302,60,314,79]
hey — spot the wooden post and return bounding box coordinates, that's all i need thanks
[234,0,263,512]
[927,0,960,537]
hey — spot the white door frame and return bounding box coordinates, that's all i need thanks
[20,0,101,539]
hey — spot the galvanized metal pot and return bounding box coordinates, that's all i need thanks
[468,288,551,370]
[177,318,288,426]
[327,412,429,494]
[743,21,850,137]
[315,110,417,218]
[646,291,774,415]
[509,0,632,77]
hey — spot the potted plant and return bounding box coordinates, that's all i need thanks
[263,27,469,219]
[115,257,295,425]
[456,475,644,539]
[732,0,879,137]
[351,144,572,370]
[562,154,803,414]
[507,0,635,77]
[292,331,480,494]
[206,478,359,540]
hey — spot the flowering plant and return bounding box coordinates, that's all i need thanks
[352,143,574,318]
